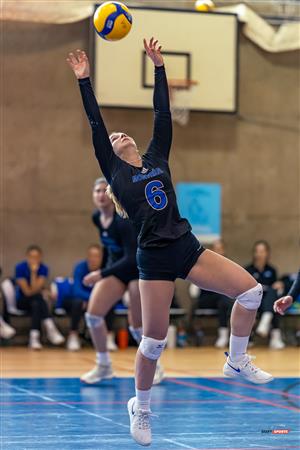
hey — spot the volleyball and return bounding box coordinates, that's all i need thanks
[93,2,132,41]
[195,0,215,12]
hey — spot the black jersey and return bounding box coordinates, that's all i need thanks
[288,269,300,301]
[79,66,190,248]
[92,210,137,279]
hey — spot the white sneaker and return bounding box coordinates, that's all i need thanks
[29,330,43,350]
[107,332,118,351]
[80,364,114,384]
[223,352,273,384]
[43,318,65,345]
[269,329,285,350]
[215,327,229,349]
[153,360,164,385]
[66,333,81,351]
[0,318,16,339]
[256,312,273,337]
[127,397,152,446]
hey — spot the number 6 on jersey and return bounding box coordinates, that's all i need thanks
[145,180,168,210]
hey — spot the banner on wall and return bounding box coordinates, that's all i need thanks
[176,182,221,243]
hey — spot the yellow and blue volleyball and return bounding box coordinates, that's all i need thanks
[195,0,215,12]
[93,2,132,41]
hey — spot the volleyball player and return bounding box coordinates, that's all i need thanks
[67,39,273,446]
[81,177,164,385]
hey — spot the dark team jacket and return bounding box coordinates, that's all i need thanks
[245,263,277,291]
[79,65,190,249]
[92,210,137,279]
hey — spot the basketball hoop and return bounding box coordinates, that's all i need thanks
[168,79,198,126]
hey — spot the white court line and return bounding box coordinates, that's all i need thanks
[1,382,129,429]
[163,438,195,449]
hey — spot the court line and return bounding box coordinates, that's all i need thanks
[167,378,300,413]
[283,381,300,410]
[212,378,300,399]
[1,382,129,429]
[163,447,300,450]
[163,438,195,449]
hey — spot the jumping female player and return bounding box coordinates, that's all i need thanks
[80,177,164,385]
[67,39,273,446]
[274,269,300,314]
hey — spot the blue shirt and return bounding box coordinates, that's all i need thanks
[72,260,94,302]
[15,261,49,300]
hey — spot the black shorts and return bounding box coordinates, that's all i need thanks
[137,231,206,281]
[116,267,139,285]
[104,263,139,285]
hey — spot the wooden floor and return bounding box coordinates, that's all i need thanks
[1,346,299,378]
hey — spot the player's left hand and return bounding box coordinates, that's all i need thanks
[143,37,164,67]
[83,270,102,287]
[273,295,293,315]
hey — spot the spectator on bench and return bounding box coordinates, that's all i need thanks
[15,245,64,350]
[189,239,234,348]
[63,244,104,351]
[245,240,284,349]
[0,266,16,340]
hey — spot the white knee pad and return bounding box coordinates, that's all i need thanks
[236,283,263,310]
[139,335,167,360]
[85,312,104,329]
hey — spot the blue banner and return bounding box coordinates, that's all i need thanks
[176,183,221,242]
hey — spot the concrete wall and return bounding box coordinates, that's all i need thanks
[1,20,299,287]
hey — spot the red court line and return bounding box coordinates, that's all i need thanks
[0,399,243,406]
[168,378,300,413]
[212,377,300,399]
[164,447,300,450]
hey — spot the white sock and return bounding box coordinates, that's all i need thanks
[229,334,249,361]
[129,326,143,344]
[96,352,111,366]
[30,329,40,339]
[136,388,151,411]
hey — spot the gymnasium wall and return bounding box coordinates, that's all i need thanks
[1,19,300,284]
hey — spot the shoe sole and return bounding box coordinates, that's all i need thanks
[80,373,114,385]
[127,398,151,447]
[223,366,274,384]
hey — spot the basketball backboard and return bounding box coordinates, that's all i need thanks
[94,6,238,113]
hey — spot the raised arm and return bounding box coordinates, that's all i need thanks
[67,50,119,183]
[144,38,172,161]
[274,269,300,315]
[288,270,300,300]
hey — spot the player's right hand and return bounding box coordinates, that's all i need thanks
[273,296,293,315]
[83,270,102,287]
[66,49,90,79]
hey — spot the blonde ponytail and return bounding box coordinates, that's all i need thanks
[106,185,128,219]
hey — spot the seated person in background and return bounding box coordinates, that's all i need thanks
[0,266,16,340]
[245,240,284,349]
[189,239,234,348]
[64,244,104,351]
[15,245,64,350]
